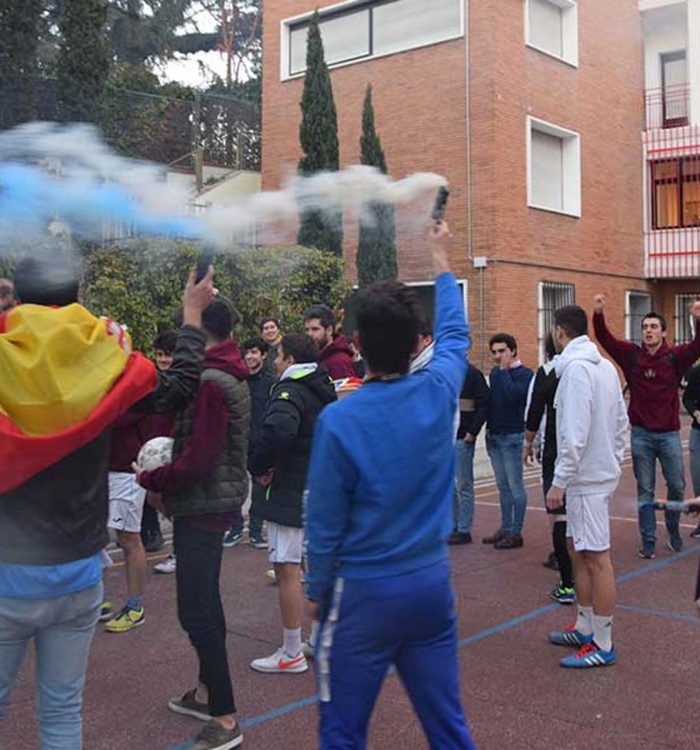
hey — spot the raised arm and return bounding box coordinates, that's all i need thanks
[592,294,638,372]
[671,301,700,372]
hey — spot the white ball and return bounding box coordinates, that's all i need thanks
[136,437,174,472]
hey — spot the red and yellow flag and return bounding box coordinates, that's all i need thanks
[0,303,157,493]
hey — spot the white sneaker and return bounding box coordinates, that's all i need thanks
[250,647,308,674]
[154,554,176,574]
[265,569,277,583]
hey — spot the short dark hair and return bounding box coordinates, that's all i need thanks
[554,305,588,339]
[642,312,667,332]
[418,318,433,338]
[280,333,318,364]
[489,333,517,353]
[153,330,177,354]
[244,336,268,354]
[357,281,423,375]
[260,316,280,331]
[544,332,556,361]
[303,304,335,329]
[14,256,79,307]
[202,297,240,342]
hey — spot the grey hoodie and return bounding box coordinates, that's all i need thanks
[553,336,629,494]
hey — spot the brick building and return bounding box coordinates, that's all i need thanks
[261,0,686,369]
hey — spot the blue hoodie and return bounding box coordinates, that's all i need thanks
[304,273,469,603]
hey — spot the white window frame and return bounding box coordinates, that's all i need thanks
[524,0,579,68]
[404,279,469,320]
[675,293,700,344]
[527,116,582,218]
[625,290,652,344]
[280,0,465,80]
[537,281,575,364]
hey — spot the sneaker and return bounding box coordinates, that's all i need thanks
[104,605,145,633]
[99,601,113,622]
[190,719,243,749]
[250,647,308,674]
[482,529,507,545]
[560,642,617,669]
[265,569,277,583]
[168,688,211,722]
[494,532,523,549]
[638,544,656,560]
[691,524,700,540]
[249,535,268,549]
[542,551,559,571]
[447,531,472,545]
[548,624,594,647]
[301,640,315,660]
[154,554,176,574]
[144,531,165,553]
[667,534,683,553]
[549,584,575,605]
[222,530,243,548]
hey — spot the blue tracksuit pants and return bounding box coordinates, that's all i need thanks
[316,560,478,750]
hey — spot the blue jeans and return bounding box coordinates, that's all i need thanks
[454,440,476,533]
[0,582,102,750]
[630,426,684,546]
[689,428,700,497]
[486,432,528,535]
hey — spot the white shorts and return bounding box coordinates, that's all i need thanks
[267,522,304,564]
[566,491,612,552]
[108,472,146,533]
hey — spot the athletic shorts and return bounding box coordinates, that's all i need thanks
[565,491,612,552]
[267,522,304,564]
[108,472,146,533]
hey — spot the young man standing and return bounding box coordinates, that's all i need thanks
[547,306,628,668]
[250,334,336,675]
[303,304,356,380]
[305,223,477,750]
[593,295,700,558]
[137,298,250,750]
[260,316,283,375]
[483,334,533,549]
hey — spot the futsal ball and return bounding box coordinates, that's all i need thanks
[137,437,174,471]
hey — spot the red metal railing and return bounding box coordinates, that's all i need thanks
[645,83,690,130]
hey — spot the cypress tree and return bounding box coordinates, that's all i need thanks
[357,84,397,286]
[57,0,109,122]
[0,0,42,129]
[297,11,343,255]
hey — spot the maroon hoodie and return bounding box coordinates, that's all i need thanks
[319,335,356,380]
[594,312,700,431]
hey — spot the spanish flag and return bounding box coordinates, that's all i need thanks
[0,304,157,493]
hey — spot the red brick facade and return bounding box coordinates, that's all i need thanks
[262,0,649,369]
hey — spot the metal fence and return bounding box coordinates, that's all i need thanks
[645,84,690,130]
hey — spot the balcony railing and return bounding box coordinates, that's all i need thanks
[645,83,690,130]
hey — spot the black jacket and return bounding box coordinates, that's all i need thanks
[0,325,205,566]
[457,366,489,440]
[683,364,700,431]
[251,365,336,527]
[247,367,276,458]
[525,362,559,473]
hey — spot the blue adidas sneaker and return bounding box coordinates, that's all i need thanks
[560,642,617,668]
[548,624,594,647]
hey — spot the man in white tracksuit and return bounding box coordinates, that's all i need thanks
[545,305,628,669]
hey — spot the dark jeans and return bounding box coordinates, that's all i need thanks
[140,500,161,541]
[229,481,265,538]
[173,520,235,717]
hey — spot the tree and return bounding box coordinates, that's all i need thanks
[356,84,397,286]
[0,0,42,128]
[57,0,110,122]
[296,12,343,255]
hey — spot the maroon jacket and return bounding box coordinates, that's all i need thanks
[319,335,356,380]
[593,312,700,432]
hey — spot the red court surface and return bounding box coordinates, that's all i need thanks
[4,451,700,750]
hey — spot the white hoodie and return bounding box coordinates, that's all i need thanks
[553,336,628,495]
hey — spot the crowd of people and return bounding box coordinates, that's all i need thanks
[1,221,700,750]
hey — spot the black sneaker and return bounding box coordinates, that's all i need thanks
[168,688,211,722]
[494,532,524,550]
[248,535,268,550]
[666,535,683,553]
[543,551,559,571]
[448,531,472,545]
[222,530,243,548]
[638,544,656,560]
[144,531,165,553]
[191,719,243,749]
[482,529,507,545]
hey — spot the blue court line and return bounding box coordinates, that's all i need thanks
[168,546,700,748]
[617,603,700,625]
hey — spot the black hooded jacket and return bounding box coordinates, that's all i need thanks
[251,364,336,527]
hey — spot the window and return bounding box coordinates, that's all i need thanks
[538,281,575,364]
[651,156,700,230]
[285,0,462,77]
[527,117,581,217]
[661,51,688,128]
[526,0,578,67]
[675,293,700,344]
[625,291,652,345]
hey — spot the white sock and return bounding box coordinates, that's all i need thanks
[309,620,320,648]
[592,614,613,652]
[575,604,594,635]
[283,628,302,657]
